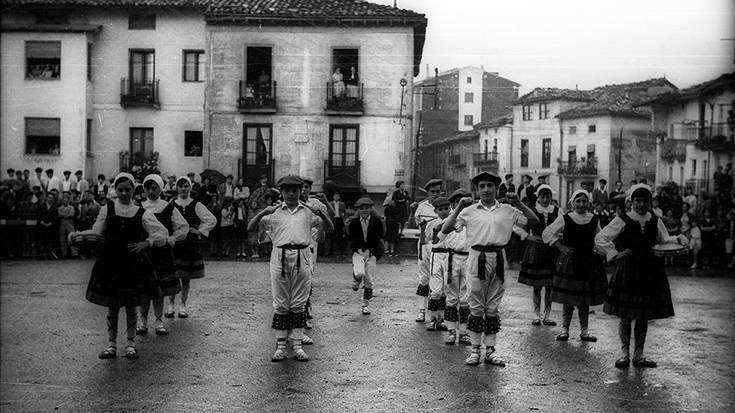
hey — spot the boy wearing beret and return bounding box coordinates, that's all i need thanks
[248,175,334,362]
[442,172,539,366]
[412,178,443,323]
[347,197,385,315]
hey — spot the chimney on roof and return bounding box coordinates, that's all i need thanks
[425,64,429,79]
[575,84,578,90]
[481,65,484,70]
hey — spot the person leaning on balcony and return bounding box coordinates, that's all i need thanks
[332,67,345,98]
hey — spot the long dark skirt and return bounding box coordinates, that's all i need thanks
[518,239,557,287]
[147,245,182,296]
[551,251,607,306]
[86,248,154,308]
[173,233,205,279]
[603,255,674,320]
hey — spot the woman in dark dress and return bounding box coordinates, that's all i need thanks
[137,174,189,336]
[391,180,410,233]
[70,173,168,359]
[596,184,688,368]
[542,189,607,342]
[517,185,559,326]
[168,176,216,318]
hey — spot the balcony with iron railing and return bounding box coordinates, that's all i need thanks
[238,80,277,113]
[557,157,598,177]
[325,82,364,115]
[472,151,498,165]
[672,121,735,152]
[120,78,159,108]
[324,159,361,188]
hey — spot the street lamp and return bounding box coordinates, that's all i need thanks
[398,78,408,123]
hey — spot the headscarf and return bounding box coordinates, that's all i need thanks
[536,184,554,197]
[176,176,192,187]
[568,189,590,207]
[113,172,135,188]
[143,174,164,189]
[626,183,652,202]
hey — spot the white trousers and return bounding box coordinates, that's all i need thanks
[429,252,447,300]
[270,247,312,315]
[467,251,506,318]
[352,250,376,290]
[443,254,469,308]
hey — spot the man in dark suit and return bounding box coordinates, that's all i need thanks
[325,191,347,256]
[498,174,515,199]
[347,197,385,315]
[517,174,536,207]
[592,178,609,205]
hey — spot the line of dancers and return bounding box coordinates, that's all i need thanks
[72,171,687,369]
[415,173,688,368]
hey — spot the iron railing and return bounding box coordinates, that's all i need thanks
[326,81,364,113]
[120,78,159,108]
[238,80,277,112]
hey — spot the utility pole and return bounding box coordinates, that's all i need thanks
[618,128,623,182]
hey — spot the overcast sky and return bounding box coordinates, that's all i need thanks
[373,0,734,93]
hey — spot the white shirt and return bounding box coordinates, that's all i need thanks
[261,203,322,246]
[142,198,190,247]
[46,176,61,193]
[437,215,469,252]
[360,216,370,242]
[414,199,438,225]
[594,211,679,261]
[542,211,601,246]
[61,177,74,192]
[174,197,217,237]
[79,200,168,247]
[234,186,250,200]
[454,200,527,247]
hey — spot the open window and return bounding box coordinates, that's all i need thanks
[26,118,60,155]
[26,41,60,80]
[331,49,359,97]
[246,47,272,99]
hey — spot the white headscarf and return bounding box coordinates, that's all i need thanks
[568,189,590,207]
[536,184,555,197]
[176,176,192,187]
[113,172,135,188]
[626,183,652,202]
[143,174,164,189]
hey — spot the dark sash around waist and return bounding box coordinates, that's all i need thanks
[445,248,469,284]
[277,244,309,277]
[471,245,505,282]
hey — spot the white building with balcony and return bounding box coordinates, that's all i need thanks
[645,72,735,193]
[1,0,208,181]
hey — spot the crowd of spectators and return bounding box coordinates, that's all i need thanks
[2,164,732,270]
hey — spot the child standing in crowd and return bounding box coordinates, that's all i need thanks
[347,197,385,315]
[438,189,472,345]
[383,197,401,256]
[248,175,333,362]
[542,190,607,342]
[233,199,249,258]
[517,184,559,327]
[220,199,235,258]
[57,192,76,259]
[70,173,168,360]
[137,174,188,336]
[413,178,442,323]
[425,196,451,331]
[596,184,688,368]
[441,172,539,366]
[168,176,216,318]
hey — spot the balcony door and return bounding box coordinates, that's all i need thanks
[245,47,272,100]
[329,125,359,186]
[130,128,154,155]
[129,49,154,95]
[243,124,272,185]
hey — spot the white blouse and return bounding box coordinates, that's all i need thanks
[174,197,217,237]
[141,199,190,247]
[594,211,679,262]
[80,200,168,247]
[542,211,601,246]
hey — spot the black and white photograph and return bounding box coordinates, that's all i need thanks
[1,0,733,411]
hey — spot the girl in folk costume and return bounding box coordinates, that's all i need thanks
[136,174,189,336]
[437,188,473,345]
[542,189,607,342]
[595,184,688,368]
[516,184,559,326]
[167,176,216,318]
[248,175,333,362]
[70,173,168,359]
[441,172,540,366]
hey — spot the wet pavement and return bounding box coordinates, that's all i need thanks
[1,259,733,412]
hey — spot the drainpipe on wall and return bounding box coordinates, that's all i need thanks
[558,119,564,201]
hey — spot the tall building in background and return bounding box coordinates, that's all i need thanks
[410,66,519,192]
